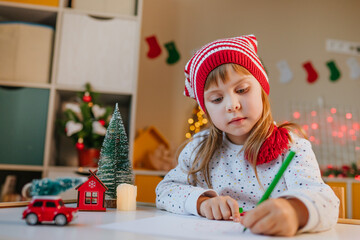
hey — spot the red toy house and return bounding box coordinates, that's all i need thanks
[76,170,108,211]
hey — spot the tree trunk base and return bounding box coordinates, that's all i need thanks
[105,199,117,208]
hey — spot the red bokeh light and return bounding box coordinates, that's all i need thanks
[309,136,315,142]
[340,125,347,132]
[353,123,360,130]
[311,111,317,117]
[327,116,333,123]
[346,113,352,119]
[293,112,301,119]
[311,123,319,130]
[303,125,309,131]
[330,108,337,114]
[338,132,344,138]
[349,129,355,135]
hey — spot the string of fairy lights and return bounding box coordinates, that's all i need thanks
[185,105,208,139]
[290,102,360,167]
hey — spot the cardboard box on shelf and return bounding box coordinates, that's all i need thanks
[0,22,54,83]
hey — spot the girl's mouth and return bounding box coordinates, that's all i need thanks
[229,117,246,124]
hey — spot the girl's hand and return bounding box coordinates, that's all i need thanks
[197,196,241,222]
[240,198,309,236]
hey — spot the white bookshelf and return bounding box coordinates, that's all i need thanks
[0,0,163,186]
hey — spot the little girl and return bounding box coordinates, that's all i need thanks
[156,35,339,236]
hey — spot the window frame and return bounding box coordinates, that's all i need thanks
[84,191,99,205]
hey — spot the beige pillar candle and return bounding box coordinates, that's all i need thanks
[116,183,137,211]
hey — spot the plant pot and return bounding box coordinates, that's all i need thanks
[77,148,100,167]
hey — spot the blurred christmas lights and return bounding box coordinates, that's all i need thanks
[185,105,208,139]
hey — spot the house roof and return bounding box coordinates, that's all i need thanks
[75,169,109,191]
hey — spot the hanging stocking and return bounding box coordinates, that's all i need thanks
[302,61,319,84]
[277,60,293,83]
[326,60,341,82]
[145,35,162,59]
[347,57,360,80]
[164,41,180,64]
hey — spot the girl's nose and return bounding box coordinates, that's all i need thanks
[226,98,240,112]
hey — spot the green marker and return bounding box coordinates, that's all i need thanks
[243,150,296,233]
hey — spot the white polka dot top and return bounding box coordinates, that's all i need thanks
[156,129,339,233]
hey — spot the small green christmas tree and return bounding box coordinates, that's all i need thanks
[97,103,133,200]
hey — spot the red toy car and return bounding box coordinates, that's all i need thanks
[22,196,78,226]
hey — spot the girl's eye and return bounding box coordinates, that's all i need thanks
[211,97,223,103]
[236,87,249,94]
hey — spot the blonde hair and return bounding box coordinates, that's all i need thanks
[187,63,306,188]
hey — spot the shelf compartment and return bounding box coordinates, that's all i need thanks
[0,169,42,202]
[56,12,138,93]
[52,89,132,167]
[0,2,58,27]
[0,86,49,166]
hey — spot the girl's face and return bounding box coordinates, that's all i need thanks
[204,66,263,145]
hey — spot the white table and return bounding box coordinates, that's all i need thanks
[0,203,359,240]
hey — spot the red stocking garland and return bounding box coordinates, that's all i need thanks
[145,35,162,59]
[302,61,319,84]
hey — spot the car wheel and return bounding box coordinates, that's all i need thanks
[26,213,38,225]
[54,214,67,226]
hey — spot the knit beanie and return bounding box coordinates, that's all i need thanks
[184,35,269,112]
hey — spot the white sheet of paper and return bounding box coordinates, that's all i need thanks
[99,214,270,240]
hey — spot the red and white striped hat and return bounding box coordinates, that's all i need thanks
[184,35,269,112]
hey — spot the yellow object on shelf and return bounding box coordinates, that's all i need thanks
[352,183,360,219]
[1,0,59,7]
[325,178,360,219]
[135,175,163,203]
[133,126,170,170]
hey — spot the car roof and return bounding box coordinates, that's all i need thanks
[32,196,61,200]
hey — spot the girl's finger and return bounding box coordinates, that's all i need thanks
[243,202,271,228]
[211,204,223,220]
[250,213,277,235]
[202,203,214,220]
[226,197,240,222]
[219,201,232,220]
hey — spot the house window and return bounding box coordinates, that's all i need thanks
[85,191,98,205]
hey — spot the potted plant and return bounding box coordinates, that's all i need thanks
[58,83,112,167]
